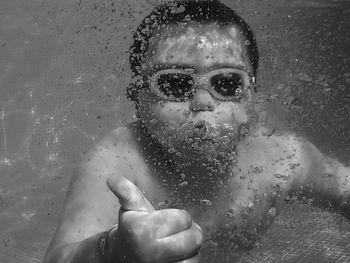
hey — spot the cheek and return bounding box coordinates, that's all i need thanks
[138,91,190,128]
[230,103,249,124]
[138,90,159,118]
[215,102,248,125]
[154,103,191,126]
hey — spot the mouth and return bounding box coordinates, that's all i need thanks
[193,121,212,138]
[162,120,240,160]
[177,120,235,144]
[179,121,211,139]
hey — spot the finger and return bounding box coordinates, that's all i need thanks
[155,222,203,262]
[107,176,154,212]
[173,252,201,263]
[148,209,192,238]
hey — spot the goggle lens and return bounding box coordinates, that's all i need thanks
[152,69,250,101]
[157,73,193,99]
[211,72,244,97]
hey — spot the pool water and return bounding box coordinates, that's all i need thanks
[0,0,349,262]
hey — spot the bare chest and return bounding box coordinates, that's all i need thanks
[133,134,303,244]
[138,154,298,231]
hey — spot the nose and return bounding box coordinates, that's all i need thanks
[189,89,215,112]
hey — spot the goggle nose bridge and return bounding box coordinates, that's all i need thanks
[190,74,213,91]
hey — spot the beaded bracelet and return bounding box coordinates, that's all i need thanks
[98,225,118,263]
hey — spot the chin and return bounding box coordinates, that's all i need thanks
[157,121,246,162]
[174,140,236,162]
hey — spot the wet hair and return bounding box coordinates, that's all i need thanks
[127,0,259,103]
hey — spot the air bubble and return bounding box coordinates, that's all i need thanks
[180,173,186,180]
[150,119,158,124]
[178,181,188,187]
[267,207,276,217]
[200,199,212,206]
[274,173,290,182]
[323,172,333,178]
[226,208,235,218]
[168,148,176,154]
[184,14,191,22]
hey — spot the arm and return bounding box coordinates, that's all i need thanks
[290,139,350,213]
[43,127,203,263]
[43,128,138,263]
[225,134,350,243]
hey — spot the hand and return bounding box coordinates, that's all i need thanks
[107,176,203,263]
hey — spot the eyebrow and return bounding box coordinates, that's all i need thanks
[151,64,192,71]
[149,63,250,73]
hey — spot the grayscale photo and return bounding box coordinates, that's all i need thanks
[1,0,349,262]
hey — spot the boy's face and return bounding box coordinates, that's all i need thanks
[137,23,254,161]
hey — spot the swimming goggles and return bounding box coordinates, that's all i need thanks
[147,68,252,102]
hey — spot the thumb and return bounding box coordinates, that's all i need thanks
[107,176,154,212]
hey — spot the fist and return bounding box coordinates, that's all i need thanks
[107,176,203,263]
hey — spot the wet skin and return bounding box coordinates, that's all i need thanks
[44,23,350,263]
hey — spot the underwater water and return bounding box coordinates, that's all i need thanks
[0,0,349,262]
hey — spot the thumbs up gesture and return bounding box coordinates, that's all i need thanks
[106,176,203,263]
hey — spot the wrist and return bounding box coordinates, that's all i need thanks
[98,225,118,263]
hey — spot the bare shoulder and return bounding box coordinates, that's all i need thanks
[238,129,323,184]
[243,128,348,190]
[250,130,350,202]
[240,129,309,165]
[83,124,144,181]
[90,124,138,158]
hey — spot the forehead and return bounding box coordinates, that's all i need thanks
[145,23,249,72]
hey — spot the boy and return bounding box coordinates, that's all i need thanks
[44,1,350,262]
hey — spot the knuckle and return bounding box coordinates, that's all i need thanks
[118,214,130,227]
[177,209,192,226]
[191,223,203,247]
[196,228,203,246]
[196,224,203,236]
[119,217,137,234]
[141,243,161,263]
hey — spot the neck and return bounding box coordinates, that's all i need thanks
[160,136,241,204]
[166,146,238,177]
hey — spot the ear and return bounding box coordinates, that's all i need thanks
[126,83,138,102]
[251,82,260,94]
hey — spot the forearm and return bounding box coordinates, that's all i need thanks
[229,177,289,236]
[294,151,350,214]
[44,231,115,263]
[314,158,350,207]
